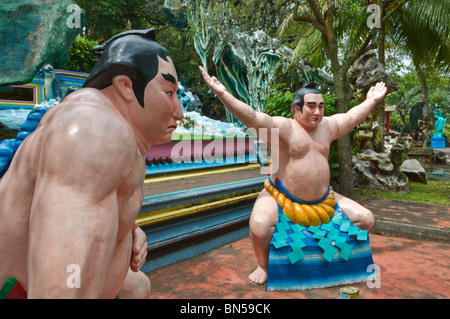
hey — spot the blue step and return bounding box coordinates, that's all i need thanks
[140,177,265,272]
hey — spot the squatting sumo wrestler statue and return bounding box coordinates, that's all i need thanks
[0,28,183,298]
[200,67,386,290]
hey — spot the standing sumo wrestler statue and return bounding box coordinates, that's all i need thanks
[0,29,183,298]
[200,67,387,285]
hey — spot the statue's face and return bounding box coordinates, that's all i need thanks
[138,56,183,144]
[295,93,324,130]
[43,64,54,75]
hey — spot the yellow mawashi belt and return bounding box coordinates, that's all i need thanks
[264,179,335,227]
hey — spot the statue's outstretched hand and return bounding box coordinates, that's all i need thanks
[366,82,387,104]
[199,66,227,97]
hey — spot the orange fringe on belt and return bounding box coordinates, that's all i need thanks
[264,178,335,227]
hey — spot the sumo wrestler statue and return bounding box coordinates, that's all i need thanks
[0,29,183,298]
[200,66,386,286]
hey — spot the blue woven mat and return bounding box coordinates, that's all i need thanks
[266,203,374,291]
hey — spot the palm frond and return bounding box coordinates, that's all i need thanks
[277,11,294,40]
[394,1,450,71]
[408,0,450,35]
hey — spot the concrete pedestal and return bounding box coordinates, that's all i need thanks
[431,136,446,149]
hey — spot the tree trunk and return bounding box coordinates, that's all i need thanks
[334,73,356,199]
[377,0,386,67]
[415,62,429,119]
[326,19,356,199]
[377,0,386,129]
[336,135,355,199]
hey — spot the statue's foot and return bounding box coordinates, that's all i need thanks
[248,266,267,285]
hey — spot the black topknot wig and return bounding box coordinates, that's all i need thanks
[83,28,170,108]
[291,82,320,114]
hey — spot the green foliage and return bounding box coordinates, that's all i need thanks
[72,0,201,88]
[74,0,161,42]
[429,76,450,117]
[356,180,450,206]
[385,71,422,106]
[263,84,294,118]
[156,28,202,89]
[65,36,99,73]
[443,123,450,140]
[196,0,290,38]
[388,111,408,132]
[385,65,449,132]
[322,93,337,117]
[392,0,450,73]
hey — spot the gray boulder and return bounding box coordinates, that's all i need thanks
[353,149,410,193]
[400,159,427,184]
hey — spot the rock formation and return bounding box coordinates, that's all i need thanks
[0,0,85,86]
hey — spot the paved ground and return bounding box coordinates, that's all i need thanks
[146,198,450,299]
[147,233,449,299]
[362,198,450,230]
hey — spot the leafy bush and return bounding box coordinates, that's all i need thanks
[263,84,295,118]
[65,36,99,73]
[322,93,337,116]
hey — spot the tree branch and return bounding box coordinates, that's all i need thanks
[292,0,327,34]
[326,0,337,35]
[382,0,410,22]
[306,0,326,28]
[293,14,327,34]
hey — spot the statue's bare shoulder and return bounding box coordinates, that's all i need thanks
[37,89,138,197]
